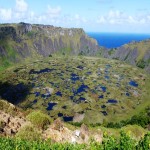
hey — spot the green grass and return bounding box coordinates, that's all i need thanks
[0,131,150,150]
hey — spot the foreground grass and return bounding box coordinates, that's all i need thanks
[0,131,150,150]
[0,138,85,150]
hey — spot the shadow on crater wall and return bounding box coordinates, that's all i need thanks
[0,81,32,105]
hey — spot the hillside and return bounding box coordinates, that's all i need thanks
[101,40,150,73]
[0,22,99,71]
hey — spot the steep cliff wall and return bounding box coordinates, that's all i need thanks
[99,40,150,73]
[0,23,99,69]
[111,40,150,73]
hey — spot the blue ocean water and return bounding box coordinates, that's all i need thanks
[87,32,150,48]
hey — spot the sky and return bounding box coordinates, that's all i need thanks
[0,0,150,33]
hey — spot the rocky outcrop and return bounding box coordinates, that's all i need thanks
[43,119,102,144]
[0,100,103,143]
[0,22,99,65]
[0,111,29,136]
[0,99,29,136]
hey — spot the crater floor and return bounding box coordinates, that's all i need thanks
[0,56,149,124]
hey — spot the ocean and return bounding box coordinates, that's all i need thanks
[87,32,150,48]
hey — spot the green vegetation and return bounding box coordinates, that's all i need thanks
[108,48,116,55]
[0,131,150,150]
[137,59,146,69]
[26,31,37,38]
[106,107,150,128]
[0,56,149,125]
[16,124,41,141]
[26,111,52,129]
[0,59,11,71]
[0,39,18,71]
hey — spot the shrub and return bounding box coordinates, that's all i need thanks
[108,49,115,55]
[16,124,41,141]
[119,130,136,150]
[26,31,36,38]
[26,110,51,129]
[136,132,150,150]
[102,133,118,150]
[137,59,146,69]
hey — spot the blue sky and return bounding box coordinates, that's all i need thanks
[0,0,150,33]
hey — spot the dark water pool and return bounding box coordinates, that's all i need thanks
[70,73,80,81]
[46,102,57,110]
[99,95,104,99]
[41,93,51,99]
[58,113,63,117]
[29,68,54,74]
[105,76,109,79]
[55,91,62,97]
[79,97,86,101]
[35,92,40,97]
[63,116,73,122]
[75,84,89,94]
[33,99,37,104]
[129,80,138,87]
[77,66,84,70]
[101,111,108,116]
[101,86,106,92]
[86,72,92,75]
[101,105,106,108]
[107,99,118,104]
[62,106,67,109]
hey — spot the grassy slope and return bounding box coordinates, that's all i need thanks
[124,40,150,61]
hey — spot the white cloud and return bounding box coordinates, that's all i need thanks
[97,16,106,23]
[0,8,12,21]
[15,0,28,12]
[47,5,61,18]
[0,0,63,25]
[74,14,87,23]
[139,18,146,24]
[97,10,126,25]
[1,0,29,22]
[127,16,137,24]
[97,10,150,26]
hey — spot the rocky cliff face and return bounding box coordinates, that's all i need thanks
[0,23,99,68]
[102,40,150,73]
